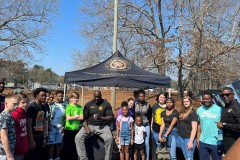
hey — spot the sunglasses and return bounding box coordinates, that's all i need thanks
[221,93,233,97]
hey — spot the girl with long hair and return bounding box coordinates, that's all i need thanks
[177,96,198,160]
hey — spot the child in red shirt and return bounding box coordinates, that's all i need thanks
[11,93,30,160]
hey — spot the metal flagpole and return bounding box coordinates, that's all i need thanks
[111,0,118,110]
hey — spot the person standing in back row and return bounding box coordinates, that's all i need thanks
[197,92,222,160]
[48,90,66,160]
[75,90,114,160]
[216,87,240,154]
[135,90,152,160]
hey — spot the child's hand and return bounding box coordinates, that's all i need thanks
[116,137,119,143]
[30,141,36,150]
[75,115,80,120]
[131,139,134,145]
[7,155,14,160]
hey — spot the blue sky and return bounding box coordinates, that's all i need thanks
[39,0,86,76]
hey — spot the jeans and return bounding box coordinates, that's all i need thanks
[163,128,178,160]
[144,125,150,160]
[120,118,131,145]
[177,136,196,160]
[152,129,160,148]
[198,141,222,160]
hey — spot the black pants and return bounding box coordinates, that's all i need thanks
[223,136,237,154]
[62,130,79,160]
[25,134,47,160]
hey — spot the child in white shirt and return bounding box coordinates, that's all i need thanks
[134,113,146,160]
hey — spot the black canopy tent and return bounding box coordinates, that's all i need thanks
[63,51,171,160]
[64,51,171,88]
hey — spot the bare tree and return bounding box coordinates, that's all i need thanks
[0,0,58,61]
[160,0,240,97]
[76,0,240,97]
[184,0,240,94]
[72,48,104,70]
[77,0,175,75]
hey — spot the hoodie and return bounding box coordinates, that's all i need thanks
[11,107,29,155]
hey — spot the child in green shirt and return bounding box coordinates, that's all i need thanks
[62,92,83,160]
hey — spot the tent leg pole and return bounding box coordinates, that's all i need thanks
[111,87,116,110]
[81,86,84,106]
[63,84,67,101]
[168,88,171,97]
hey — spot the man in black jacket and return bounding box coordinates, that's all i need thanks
[217,87,240,154]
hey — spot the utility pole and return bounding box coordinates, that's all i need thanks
[111,0,118,110]
[113,0,118,53]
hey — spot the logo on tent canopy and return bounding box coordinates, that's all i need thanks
[105,57,131,71]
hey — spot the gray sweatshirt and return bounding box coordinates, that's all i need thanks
[135,102,152,126]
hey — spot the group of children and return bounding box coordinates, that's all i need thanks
[116,101,146,160]
[0,90,83,160]
[1,89,151,160]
